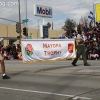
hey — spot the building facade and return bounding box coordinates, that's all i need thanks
[0,23,65,46]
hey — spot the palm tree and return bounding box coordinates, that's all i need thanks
[47,22,51,29]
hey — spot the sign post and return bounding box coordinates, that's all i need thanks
[34,4,53,18]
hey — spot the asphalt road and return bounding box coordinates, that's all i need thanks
[0,60,100,100]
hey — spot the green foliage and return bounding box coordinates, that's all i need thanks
[62,18,76,31]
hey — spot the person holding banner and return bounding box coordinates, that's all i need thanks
[0,39,10,79]
[71,31,90,66]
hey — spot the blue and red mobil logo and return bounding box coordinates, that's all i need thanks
[34,4,53,18]
[37,7,52,16]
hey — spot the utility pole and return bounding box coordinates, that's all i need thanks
[18,0,21,39]
[25,0,28,36]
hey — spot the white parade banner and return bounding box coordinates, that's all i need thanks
[21,39,76,63]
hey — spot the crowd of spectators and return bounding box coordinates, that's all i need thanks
[60,22,100,60]
[1,21,100,61]
[0,43,22,60]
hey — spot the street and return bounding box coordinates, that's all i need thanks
[0,60,100,100]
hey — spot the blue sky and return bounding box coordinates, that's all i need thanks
[0,0,100,30]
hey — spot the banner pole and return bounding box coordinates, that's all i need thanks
[93,3,95,27]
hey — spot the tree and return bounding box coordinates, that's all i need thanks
[62,18,76,32]
[79,16,88,27]
[47,22,51,29]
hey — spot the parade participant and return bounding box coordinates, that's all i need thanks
[0,39,10,79]
[71,31,90,66]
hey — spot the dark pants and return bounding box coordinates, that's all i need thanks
[72,45,87,65]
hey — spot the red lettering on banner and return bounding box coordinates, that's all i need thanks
[44,51,61,56]
[43,43,61,48]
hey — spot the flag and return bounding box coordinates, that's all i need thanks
[88,11,94,20]
[90,11,93,15]
[95,4,100,22]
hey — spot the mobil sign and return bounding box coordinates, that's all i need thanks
[34,4,52,18]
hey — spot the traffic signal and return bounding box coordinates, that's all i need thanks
[17,36,20,39]
[16,22,21,33]
[23,27,28,36]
